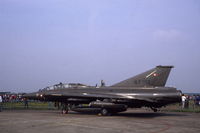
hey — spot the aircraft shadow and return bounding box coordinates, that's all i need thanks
[67,111,187,118]
[115,112,187,118]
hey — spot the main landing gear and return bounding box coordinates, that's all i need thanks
[100,108,110,116]
[151,107,158,112]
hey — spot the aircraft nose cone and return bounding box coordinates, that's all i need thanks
[23,92,42,100]
[23,93,35,98]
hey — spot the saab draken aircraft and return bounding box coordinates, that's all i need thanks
[24,66,182,115]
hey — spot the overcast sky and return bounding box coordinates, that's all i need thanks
[0,0,200,93]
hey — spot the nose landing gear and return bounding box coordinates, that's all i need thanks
[61,103,69,114]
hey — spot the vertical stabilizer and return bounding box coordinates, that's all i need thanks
[111,66,173,87]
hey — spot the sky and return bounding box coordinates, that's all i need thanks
[0,0,200,93]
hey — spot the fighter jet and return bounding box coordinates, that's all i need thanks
[24,66,181,115]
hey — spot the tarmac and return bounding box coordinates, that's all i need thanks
[0,109,200,133]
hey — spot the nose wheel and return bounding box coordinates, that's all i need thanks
[62,108,68,114]
[61,103,69,114]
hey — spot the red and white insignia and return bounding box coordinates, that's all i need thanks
[153,73,158,77]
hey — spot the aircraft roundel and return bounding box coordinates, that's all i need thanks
[153,73,158,77]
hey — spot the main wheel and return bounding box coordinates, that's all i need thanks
[151,107,158,112]
[153,108,158,112]
[101,108,110,116]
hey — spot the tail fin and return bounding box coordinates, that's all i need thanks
[111,66,173,87]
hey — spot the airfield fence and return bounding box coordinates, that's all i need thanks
[1,101,57,110]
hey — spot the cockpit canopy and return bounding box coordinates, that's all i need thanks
[39,83,89,91]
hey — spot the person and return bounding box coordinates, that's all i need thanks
[192,95,196,109]
[185,95,189,109]
[0,95,2,112]
[181,94,187,109]
[23,98,29,109]
[197,95,200,106]
[101,80,105,87]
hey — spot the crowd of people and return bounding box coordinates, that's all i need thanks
[181,94,200,109]
[0,93,29,111]
[0,93,24,102]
